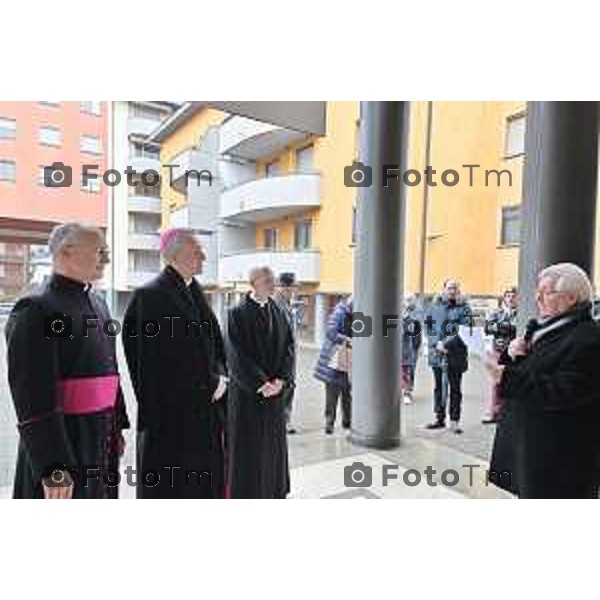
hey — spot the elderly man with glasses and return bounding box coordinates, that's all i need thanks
[489,263,600,499]
[6,223,129,499]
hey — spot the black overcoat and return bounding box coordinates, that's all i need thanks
[226,294,295,499]
[489,309,600,498]
[123,266,227,499]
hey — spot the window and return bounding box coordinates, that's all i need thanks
[504,114,526,158]
[0,160,16,182]
[38,166,47,186]
[39,126,62,147]
[500,205,521,246]
[130,250,160,272]
[263,228,278,250]
[129,180,160,198]
[80,135,103,155]
[294,219,312,250]
[265,160,280,178]
[130,103,163,121]
[81,101,102,116]
[81,172,101,193]
[296,145,314,172]
[0,117,16,140]
[130,142,159,160]
[129,213,161,234]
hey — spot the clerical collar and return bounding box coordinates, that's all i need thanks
[249,292,270,307]
[165,265,193,287]
[49,272,91,293]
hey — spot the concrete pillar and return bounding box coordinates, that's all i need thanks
[350,101,409,450]
[314,293,328,347]
[518,102,599,328]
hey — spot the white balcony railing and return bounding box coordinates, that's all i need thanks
[128,154,160,174]
[220,115,310,160]
[220,172,320,222]
[128,232,160,251]
[219,249,320,284]
[127,270,158,288]
[128,117,163,137]
[127,196,161,213]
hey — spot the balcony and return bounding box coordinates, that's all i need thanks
[128,117,162,137]
[219,249,320,284]
[127,195,161,213]
[127,270,158,288]
[220,116,311,160]
[128,154,160,174]
[128,232,160,251]
[165,148,215,194]
[220,173,320,222]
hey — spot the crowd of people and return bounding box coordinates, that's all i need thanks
[5,222,600,499]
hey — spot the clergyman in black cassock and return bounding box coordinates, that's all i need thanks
[226,267,295,499]
[6,224,130,499]
[123,230,227,499]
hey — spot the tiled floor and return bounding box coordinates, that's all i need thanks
[1,324,505,499]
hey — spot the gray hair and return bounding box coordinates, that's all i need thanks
[160,228,197,262]
[538,262,594,303]
[48,223,102,258]
[248,265,274,285]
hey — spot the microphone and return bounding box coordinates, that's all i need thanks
[523,318,539,344]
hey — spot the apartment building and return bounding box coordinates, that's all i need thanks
[150,102,356,341]
[150,101,600,344]
[107,101,177,315]
[0,101,109,297]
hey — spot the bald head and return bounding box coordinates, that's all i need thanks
[249,266,275,300]
[49,223,108,283]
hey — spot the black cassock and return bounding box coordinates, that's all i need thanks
[5,274,130,499]
[123,266,227,499]
[226,293,295,499]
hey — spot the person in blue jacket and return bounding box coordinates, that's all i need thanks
[424,280,473,434]
[314,296,353,434]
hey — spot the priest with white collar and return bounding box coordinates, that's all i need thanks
[226,266,295,499]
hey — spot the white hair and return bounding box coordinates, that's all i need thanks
[48,223,102,258]
[538,262,594,304]
[160,228,197,262]
[248,265,273,285]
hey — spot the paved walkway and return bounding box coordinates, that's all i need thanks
[0,324,507,499]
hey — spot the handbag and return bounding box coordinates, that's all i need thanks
[328,341,352,373]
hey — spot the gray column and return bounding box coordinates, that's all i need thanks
[350,102,409,450]
[518,102,599,328]
[314,293,327,347]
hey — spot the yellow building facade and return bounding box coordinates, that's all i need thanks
[153,101,599,342]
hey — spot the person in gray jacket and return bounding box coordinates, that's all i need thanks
[424,279,473,434]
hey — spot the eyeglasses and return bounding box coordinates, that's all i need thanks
[536,289,565,298]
